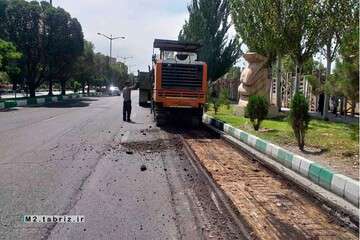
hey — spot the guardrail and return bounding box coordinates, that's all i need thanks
[203,114,360,208]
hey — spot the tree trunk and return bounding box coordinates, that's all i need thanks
[344,97,348,116]
[299,129,305,151]
[294,60,302,95]
[351,99,355,116]
[29,83,36,98]
[60,81,66,96]
[81,82,85,94]
[87,84,90,94]
[276,54,282,111]
[323,45,332,120]
[332,97,338,115]
[48,79,53,96]
[339,97,344,115]
[294,129,301,150]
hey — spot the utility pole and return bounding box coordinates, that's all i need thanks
[97,33,125,88]
[119,56,133,62]
[50,0,52,5]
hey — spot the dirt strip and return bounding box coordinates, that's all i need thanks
[183,130,358,240]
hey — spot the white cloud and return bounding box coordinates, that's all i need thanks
[55,0,189,73]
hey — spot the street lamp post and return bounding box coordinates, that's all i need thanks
[97,33,125,87]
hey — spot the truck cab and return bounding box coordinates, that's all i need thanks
[152,39,208,126]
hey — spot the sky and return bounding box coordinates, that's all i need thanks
[55,0,191,74]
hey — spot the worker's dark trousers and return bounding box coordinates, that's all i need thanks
[123,100,132,121]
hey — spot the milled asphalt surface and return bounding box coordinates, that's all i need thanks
[0,91,244,240]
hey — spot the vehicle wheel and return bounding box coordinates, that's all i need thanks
[154,108,166,126]
[155,117,166,127]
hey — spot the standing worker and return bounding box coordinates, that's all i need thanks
[122,81,138,122]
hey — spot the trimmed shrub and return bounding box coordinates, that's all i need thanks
[211,96,221,115]
[245,95,269,131]
[208,88,221,115]
[289,92,310,151]
[219,89,230,109]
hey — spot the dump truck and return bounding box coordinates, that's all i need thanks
[138,71,152,107]
[151,39,208,126]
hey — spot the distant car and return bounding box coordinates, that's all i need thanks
[109,86,121,96]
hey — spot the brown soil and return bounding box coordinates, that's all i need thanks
[184,130,358,240]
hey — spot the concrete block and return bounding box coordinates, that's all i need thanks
[331,174,348,198]
[299,158,314,177]
[238,131,249,143]
[277,149,293,168]
[247,134,258,147]
[265,143,274,155]
[223,124,231,133]
[344,178,360,207]
[309,163,322,183]
[37,98,45,104]
[4,101,17,108]
[318,167,334,190]
[202,115,208,123]
[269,144,279,160]
[16,100,27,107]
[233,129,242,139]
[255,139,267,153]
[227,126,236,137]
[27,98,37,105]
[292,155,304,173]
[205,115,212,125]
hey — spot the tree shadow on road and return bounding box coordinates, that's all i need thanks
[31,98,98,109]
[0,108,19,113]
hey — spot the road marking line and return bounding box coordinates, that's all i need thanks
[210,190,223,214]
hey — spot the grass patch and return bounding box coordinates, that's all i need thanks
[207,105,359,158]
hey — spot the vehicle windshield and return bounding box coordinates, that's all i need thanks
[162,51,197,61]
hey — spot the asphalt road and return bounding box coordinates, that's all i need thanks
[0,91,243,240]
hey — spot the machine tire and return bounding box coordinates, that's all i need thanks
[154,106,167,126]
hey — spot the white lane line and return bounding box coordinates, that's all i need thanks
[210,189,223,214]
[44,116,58,122]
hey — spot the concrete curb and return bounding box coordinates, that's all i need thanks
[0,93,103,110]
[203,114,360,208]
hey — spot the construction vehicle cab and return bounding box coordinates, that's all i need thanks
[152,39,208,126]
[138,71,152,107]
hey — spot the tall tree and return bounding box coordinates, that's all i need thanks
[327,21,359,116]
[5,0,44,97]
[0,0,8,38]
[110,62,128,88]
[57,17,84,95]
[73,40,95,94]
[319,0,357,119]
[41,3,84,95]
[1,0,84,97]
[179,0,241,82]
[230,0,287,111]
[0,38,21,90]
[284,0,322,93]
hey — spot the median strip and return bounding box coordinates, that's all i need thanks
[203,114,360,208]
[0,93,103,110]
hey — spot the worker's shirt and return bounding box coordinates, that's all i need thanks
[122,86,133,102]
